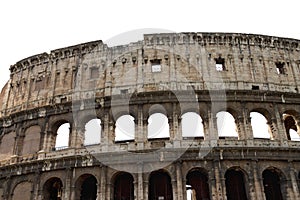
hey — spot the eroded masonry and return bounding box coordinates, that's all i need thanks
[0,32,300,200]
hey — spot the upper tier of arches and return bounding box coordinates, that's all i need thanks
[1,32,300,118]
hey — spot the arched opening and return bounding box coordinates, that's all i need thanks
[55,122,70,150]
[262,169,283,200]
[12,181,32,200]
[216,111,238,138]
[84,119,101,146]
[182,112,204,138]
[225,169,248,200]
[250,112,271,139]
[0,131,16,160]
[76,174,97,200]
[186,169,210,200]
[149,170,173,200]
[115,115,135,142]
[22,125,41,155]
[43,177,63,200]
[283,114,300,141]
[148,113,170,139]
[113,172,134,200]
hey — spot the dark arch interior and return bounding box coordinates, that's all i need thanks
[149,171,173,200]
[284,116,297,140]
[225,169,247,200]
[263,169,283,200]
[114,172,134,200]
[80,175,97,200]
[43,178,63,200]
[186,170,210,200]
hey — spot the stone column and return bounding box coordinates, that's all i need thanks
[70,125,85,148]
[219,168,227,200]
[274,105,287,141]
[251,161,265,200]
[101,113,110,151]
[69,167,77,200]
[289,162,300,199]
[137,162,144,200]
[208,108,218,147]
[175,162,184,200]
[208,167,217,200]
[202,115,210,141]
[242,106,254,140]
[171,177,177,200]
[63,168,72,200]
[33,171,41,200]
[267,118,281,141]
[99,166,107,200]
[143,174,149,200]
[135,105,145,149]
[108,116,115,145]
[213,160,224,200]
[235,116,246,140]
[44,131,54,151]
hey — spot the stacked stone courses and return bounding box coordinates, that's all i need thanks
[0,32,299,199]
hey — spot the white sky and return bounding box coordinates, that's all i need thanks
[1,0,300,90]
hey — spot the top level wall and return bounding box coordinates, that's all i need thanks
[0,32,300,118]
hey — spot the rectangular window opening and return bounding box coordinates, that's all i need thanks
[275,62,285,74]
[151,59,162,72]
[252,85,259,90]
[215,56,226,71]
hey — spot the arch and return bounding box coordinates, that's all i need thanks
[12,181,32,200]
[148,113,170,139]
[262,168,284,200]
[43,177,63,200]
[55,122,70,150]
[84,118,101,146]
[283,113,300,141]
[225,168,248,200]
[149,170,173,200]
[113,172,134,200]
[0,131,16,160]
[186,168,210,200]
[182,112,204,138]
[250,112,272,139]
[22,125,41,155]
[75,174,97,200]
[216,111,238,138]
[115,115,135,142]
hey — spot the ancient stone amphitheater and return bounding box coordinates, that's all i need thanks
[0,32,300,200]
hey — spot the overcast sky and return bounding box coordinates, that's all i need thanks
[0,0,300,90]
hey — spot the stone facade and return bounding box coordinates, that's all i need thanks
[0,32,299,199]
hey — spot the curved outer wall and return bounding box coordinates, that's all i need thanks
[0,32,299,199]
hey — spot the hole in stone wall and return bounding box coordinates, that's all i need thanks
[84,119,101,146]
[55,123,70,150]
[215,56,226,71]
[148,113,169,139]
[252,85,259,90]
[182,112,204,138]
[250,112,271,139]
[216,111,238,138]
[275,62,285,74]
[115,115,135,142]
[151,59,162,72]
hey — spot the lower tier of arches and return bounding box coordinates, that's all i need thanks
[1,157,300,200]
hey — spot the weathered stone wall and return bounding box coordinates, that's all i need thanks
[0,33,299,200]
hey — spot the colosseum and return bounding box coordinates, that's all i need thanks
[0,32,300,200]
